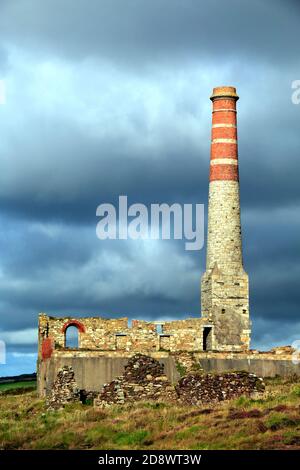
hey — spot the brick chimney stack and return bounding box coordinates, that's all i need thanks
[201,86,251,351]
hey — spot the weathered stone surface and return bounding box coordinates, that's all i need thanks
[38,313,210,358]
[270,346,296,355]
[46,365,99,409]
[94,354,177,408]
[123,354,164,382]
[174,352,203,376]
[46,366,80,410]
[176,371,265,406]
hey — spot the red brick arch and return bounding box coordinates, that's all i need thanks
[62,320,85,333]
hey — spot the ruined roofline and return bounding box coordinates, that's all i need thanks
[38,314,218,360]
[39,312,129,322]
[38,312,203,325]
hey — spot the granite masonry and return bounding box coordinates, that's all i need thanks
[37,87,300,399]
[201,86,250,351]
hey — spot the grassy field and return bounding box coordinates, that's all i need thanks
[0,376,300,449]
[0,381,37,393]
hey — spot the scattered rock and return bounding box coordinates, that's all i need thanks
[46,366,80,410]
[123,354,165,383]
[176,371,265,406]
[94,354,177,408]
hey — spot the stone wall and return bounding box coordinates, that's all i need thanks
[38,314,129,355]
[201,268,250,351]
[38,313,212,362]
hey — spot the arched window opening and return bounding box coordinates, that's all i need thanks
[65,325,79,348]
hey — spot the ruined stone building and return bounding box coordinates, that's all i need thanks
[37,87,298,397]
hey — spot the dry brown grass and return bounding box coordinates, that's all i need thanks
[1,376,300,450]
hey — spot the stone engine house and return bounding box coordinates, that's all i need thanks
[40,87,293,397]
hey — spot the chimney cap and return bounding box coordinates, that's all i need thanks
[210,86,239,101]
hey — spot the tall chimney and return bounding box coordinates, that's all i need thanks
[201,86,251,351]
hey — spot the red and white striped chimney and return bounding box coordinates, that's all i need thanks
[201,86,250,351]
[206,86,243,274]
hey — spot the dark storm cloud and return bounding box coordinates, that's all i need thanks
[0,66,299,224]
[0,0,299,374]
[0,56,211,222]
[0,213,202,334]
[252,317,300,351]
[0,0,299,67]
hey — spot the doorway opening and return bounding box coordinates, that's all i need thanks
[203,327,212,351]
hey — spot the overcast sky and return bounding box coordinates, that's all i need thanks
[0,0,300,376]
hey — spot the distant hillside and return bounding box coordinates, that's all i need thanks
[0,373,36,384]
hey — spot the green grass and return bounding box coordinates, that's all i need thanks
[0,381,37,392]
[175,362,187,377]
[113,430,150,446]
[0,376,300,450]
[265,412,299,431]
[291,385,300,397]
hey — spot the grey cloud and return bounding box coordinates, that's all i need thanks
[0,215,203,335]
[252,318,300,351]
[0,54,299,226]
[0,0,299,67]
